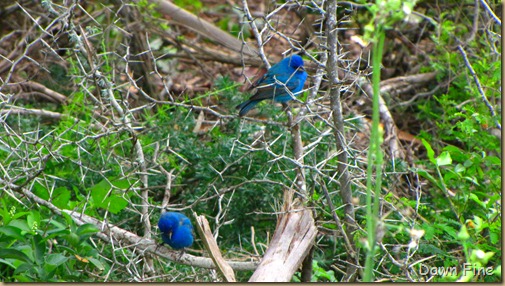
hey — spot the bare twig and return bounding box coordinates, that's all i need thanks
[241,0,270,68]
[457,45,501,130]
[325,0,358,280]
[479,0,501,26]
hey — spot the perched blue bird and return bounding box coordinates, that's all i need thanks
[158,212,194,250]
[236,55,308,117]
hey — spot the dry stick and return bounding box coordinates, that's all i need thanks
[1,105,109,133]
[66,209,258,271]
[479,0,501,26]
[194,213,236,282]
[300,246,314,282]
[1,105,66,119]
[19,81,68,103]
[144,18,263,67]
[242,81,319,280]
[155,51,263,67]
[241,0,270,68]
[379,72,437,97]
[325,0,358,281]
[0,22,41,87]
[287,108,307,198]
[159,164,175,209]
[149,0,257,58]
[457,45,501,130]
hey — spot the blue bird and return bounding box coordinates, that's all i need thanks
[158,212,194,250]
[236,55,308,117]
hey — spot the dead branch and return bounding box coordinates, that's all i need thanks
[148,0,258,58]
[326,0,358,280]
[194,213,236,282]
[249,191,317,282]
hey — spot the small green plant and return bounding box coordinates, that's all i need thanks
[292,260,337,282]
[0,203,102,282]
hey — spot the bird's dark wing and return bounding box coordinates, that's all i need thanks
[247,71,301,101]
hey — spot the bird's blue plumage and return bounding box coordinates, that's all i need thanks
[236,55,308,116]
[158,212,194,250]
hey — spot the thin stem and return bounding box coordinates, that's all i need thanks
[363,28,385,282]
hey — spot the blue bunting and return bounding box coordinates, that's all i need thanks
[237,55,308,116]
[158,212,194,250]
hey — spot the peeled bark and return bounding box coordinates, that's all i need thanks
[249,192,317,282]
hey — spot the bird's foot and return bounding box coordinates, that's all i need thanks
[154,241,165,253]
[177,249,186,261]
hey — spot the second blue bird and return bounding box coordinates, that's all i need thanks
[158,212,194,250]
[236,55,308,117]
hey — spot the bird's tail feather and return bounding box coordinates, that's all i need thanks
[236,100,258,117]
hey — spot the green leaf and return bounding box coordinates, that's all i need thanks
[0,226,25,241]
[436,151,452,166]
[482,252,495,264]
[439,223,458,240]
[493,265,501,277]
[103,195,128,214]
[489,231,499,244]
[472,216,485,232]
[457,224,470,241]
[9,219,32,234]
[0,199,13,225]
[0,249,33,263]
[415,168,442,190]
[46,253,68,266]
[52,187,71,209]
[0,258,16,269]
[76,224,99,236]
[111,179,131,190]
[13,262,36,276]
[43,264,58,281]
[61,211,75,227]
[469,193,486,209]
[485,155,501,166]
[32,234,46,266]
[12,273,33,282]
[32,182,50,201]
[419,243,445,255]
[66,232,80,247]
[421,138,436,164]
[454,164,465,173]
[87,257,105,271]
[26,211,41,232]
[90,179,111,207]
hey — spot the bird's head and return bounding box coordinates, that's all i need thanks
[287,55,305,70]
[158,212,179,233]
